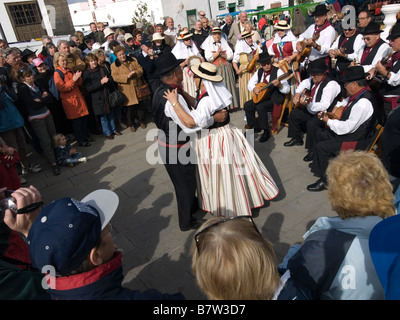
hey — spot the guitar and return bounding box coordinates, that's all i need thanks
[293,89,312,109]
[296,33,320,64]
[252,70,293,104]
[369,50,393,91]
[331,47,346,70]
[324,106,344,120]
[246,48,260,73]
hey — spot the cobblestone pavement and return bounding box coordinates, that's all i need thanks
[24,107,335,300]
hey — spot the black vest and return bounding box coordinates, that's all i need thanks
[338,90,377,141]
[257,67,285,105]
[336,33,358,72]
[152,82,190,146]
[361,38,386,66]
[380,56,400,96]
[310,76,343,111]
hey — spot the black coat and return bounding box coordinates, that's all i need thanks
[83,66,116,115]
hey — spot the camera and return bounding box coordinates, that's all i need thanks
[0,190,17,220]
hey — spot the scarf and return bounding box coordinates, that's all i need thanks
[314,20,331,38]
[387,50,400,69]
[310,75,327,99]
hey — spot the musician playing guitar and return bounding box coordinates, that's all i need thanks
[307,66,377,192]
[375,23,400,122]
[284,59,342,162]
[244,52,290,141]
[296,4,335,65]
[329,26,364,76]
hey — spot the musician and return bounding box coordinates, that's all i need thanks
[296,4,335,64]
[307,66,377,192]
[283,59,342,154]
[329,25,364,76]
[356,22,391,75]
[376,23,400,121]
[232,30,263,109]
[244,52,290,141]
[171,30,205,98]
[268,20,298,63]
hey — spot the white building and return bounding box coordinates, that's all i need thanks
[0,0,74,44]
[69,0,290,32]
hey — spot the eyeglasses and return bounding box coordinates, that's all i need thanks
[363,37,372,41]
[194,215,261,253]
[261,61,272,66]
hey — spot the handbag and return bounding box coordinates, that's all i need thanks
[135,77,152,100]
[109,88,126,108]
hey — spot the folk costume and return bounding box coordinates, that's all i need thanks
[172,30,203,98]
[232,31,263,109]
[201,27,239,110]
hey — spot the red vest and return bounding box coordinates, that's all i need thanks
[272,42,294,59]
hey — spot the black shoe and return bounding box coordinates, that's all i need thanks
[308,162,313,168]
[78,142,91,147]
[86,137,95,142]
[254,127,262,133]
[52,164,61,176]
[284,138,304,147]
[307,179,327,192]
[303,151,314,162]
[259,130,271,143]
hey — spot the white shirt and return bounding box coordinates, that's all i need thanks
[202,37,234,62]
[296,77,342,114]
[387,60,400,87]
[232,39,263,63]
[330,33,364,63]
[357,40,391,73]
[326,96,374,135]
[247,68,291,95]
[298,23,336,61]
[164,94,215,134]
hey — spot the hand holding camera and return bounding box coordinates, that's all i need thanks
[1,186,43,237]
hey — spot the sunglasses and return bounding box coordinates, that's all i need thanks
[194,215,261,253]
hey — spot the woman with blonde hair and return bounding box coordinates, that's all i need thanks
[285,150,395,300]
[191,216,312,300]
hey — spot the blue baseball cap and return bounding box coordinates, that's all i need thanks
[28,190,119,275]
[369,214,400,299]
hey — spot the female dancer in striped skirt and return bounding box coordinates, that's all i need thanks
[163,62,279,217]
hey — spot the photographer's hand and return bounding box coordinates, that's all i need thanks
[3,186,42,238]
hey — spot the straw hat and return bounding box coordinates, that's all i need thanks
[240,31,253,39]
[177,30,193,40]
[191,62,223,82]
[274,20,291,30]
[211,26,222,33]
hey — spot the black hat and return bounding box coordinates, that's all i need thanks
[258,52,273,64]
[154,52,185,76]
[312,4,329,17]
[341,66,368,83]
[387,23,400,40]
[362,22,383,35]
[21,48,36,62]
[307,58,327,75]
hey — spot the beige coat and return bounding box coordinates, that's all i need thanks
[111,56,144,106]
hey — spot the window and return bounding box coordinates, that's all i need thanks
[186,9,197,30]
[237,0,244,7]
[218,1,226,10]
[7,2,42,26]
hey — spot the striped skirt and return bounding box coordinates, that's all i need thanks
[195,123,279,217]
[182,66,197,98]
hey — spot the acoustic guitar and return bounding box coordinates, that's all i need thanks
[252,70,293,104]
[369,50,393,91]
[296,33,320,64]
[325,106,344,120]
[331,47,346,70]
[293,89,312,109]
[246,48,260,73]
